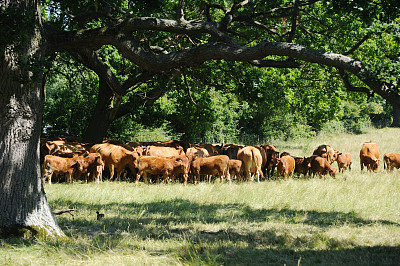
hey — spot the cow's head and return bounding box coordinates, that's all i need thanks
[329,168,337,179]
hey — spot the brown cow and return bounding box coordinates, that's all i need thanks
[90,143,139,182]
[228,159,244,182]
[276,155,295,181]
[313,144,338,164]
[360,142,380,172]
[135,156,187,185]
[293,156,312,178]
[261,145,279,179]
[170,154,193,185]
[383,153,400,172]
[75,153,104,183]
[310,156,337,179]
[187,147,209,158]
[42,155,79,184]
[190,155,231,184]
[336,153,352,173]
[237,146,264,182]
[144,145,184,157]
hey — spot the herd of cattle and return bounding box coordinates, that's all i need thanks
[40,138,400,186]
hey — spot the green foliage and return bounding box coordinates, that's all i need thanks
[43,54,98,137]
[0,6,36,52]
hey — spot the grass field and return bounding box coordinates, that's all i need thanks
[1,127,400,265]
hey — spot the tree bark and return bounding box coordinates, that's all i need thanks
[83,78,115,143]
[391,105,400,127]
[0,0,63,237]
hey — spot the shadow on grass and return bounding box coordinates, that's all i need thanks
[43,198,400,265]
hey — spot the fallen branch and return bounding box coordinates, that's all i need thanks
[52,209,77,220]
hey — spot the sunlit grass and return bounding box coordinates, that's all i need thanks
[1,127,400,265]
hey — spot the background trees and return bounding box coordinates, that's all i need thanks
[41,0,400,144]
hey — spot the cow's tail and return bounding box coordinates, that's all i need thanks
[384,159,386,170]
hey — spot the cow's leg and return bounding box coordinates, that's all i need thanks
[135,171,142,186]
[109,164,115,181]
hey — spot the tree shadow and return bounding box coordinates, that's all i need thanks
[45,198,400,265]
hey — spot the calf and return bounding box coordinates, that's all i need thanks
[294,156,312,178]
[310,156,337,179]
[190,155,231,184]
[336,153,352,173]
[42,155,79,184]
[75,153,104,183]
[135,156,186,186]
[228,159,244,182]
[276,155,295,181]
[383,153,400,172]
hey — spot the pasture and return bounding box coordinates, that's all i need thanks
[1,127,400,265]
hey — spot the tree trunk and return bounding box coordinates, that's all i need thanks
[0,0,63,237]
[391,105,400,127]
[83,78,115,143]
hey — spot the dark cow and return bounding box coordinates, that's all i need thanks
[293,156,312,178]
[195,143,223,156]
[42,155,79,184]
[336,152,352,173]
[222,144,245,159]
[310,156,337,179]
[190,155,231,184]
[360,142,380,172]
[276,155,295,181]
[261,145,279,179]
[383,153,400,172]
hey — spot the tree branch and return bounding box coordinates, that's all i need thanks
[343,34,371,55]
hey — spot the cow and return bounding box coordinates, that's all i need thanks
[237,146,264,182]
[383,153,400,172]
[190,155,231,184]
[293,156,312,178]
[228,159,244,182]
[313,144,338,164]
[144,145,185,157]
[195,143,223,156]
[135,156,187,185]
[260,144,279,179]
[360,142,380,172]
[276,155,295,181]
[310,156,337,179]
[222,144,245,159]
[187,146,210,158]
[44,140,89,157]
[336,152,352,173]
[42,155,79,185]
[90,143,139,182]
[169,154,193,185]
[75,153,104,183]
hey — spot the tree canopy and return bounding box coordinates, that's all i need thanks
[38,0,400,143]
